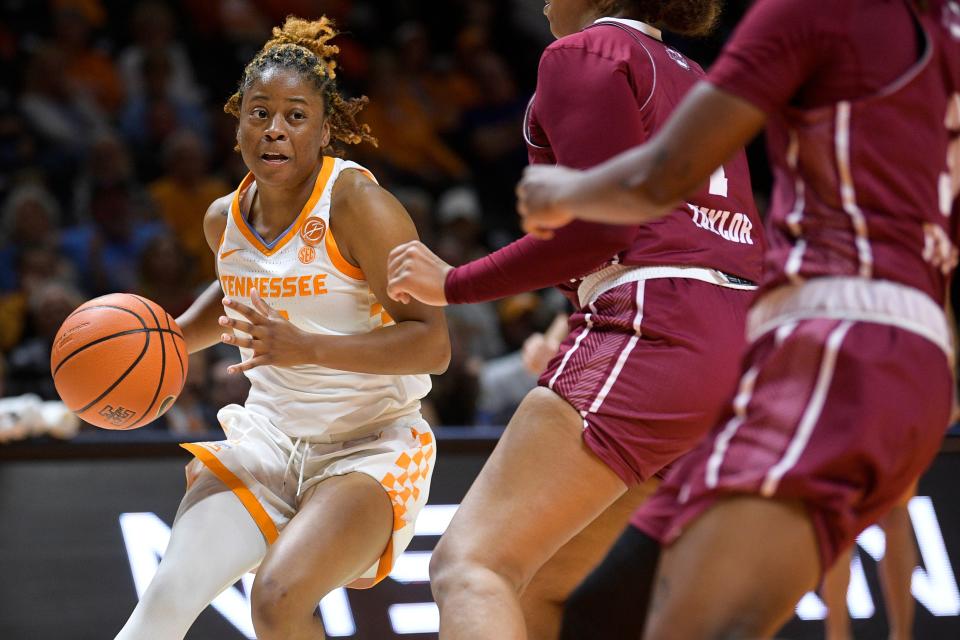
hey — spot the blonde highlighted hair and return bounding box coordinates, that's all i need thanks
[225,16,376,151]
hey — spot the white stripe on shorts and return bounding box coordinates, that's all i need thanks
[705,366,758,489]
[760,320,855,497]
[547,303,597,390]
[704,322,797,490]
[587,281,645,415]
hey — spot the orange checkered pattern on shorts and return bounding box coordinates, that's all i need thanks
[379,428,435,530]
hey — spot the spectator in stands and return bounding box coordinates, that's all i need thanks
[148,130,230,283]
[71,132,146,226]
[120,49,210,180]
[53,0,123,116]
[117,1,203,107]
[428,315,481,426]
[394,21,478,136]
[360,51,469,189]
[462,51,527,227]
[434,185,488,262]
[5,281,83,400]
[0,107,39,197]
[475,294,545,425]
[136,234,197,318]
[19,44,108,183]
[60,182,167,295]
[392,186,437,248]
[0,183,63,292]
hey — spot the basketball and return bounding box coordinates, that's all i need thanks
[50,293,189,430]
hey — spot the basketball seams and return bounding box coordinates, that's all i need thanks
[52,328,181,376]
[164,311,186,385]
[65,304,184,338]
[126,295,168,429]
[76,330,151,414]
[64,303,184,339]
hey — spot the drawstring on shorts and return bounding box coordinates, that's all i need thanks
[282,437,309,497]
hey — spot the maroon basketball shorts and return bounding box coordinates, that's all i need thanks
[539,277,755,485]
[631,313,952,572]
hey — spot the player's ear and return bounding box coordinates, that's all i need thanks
[319,119,331,149]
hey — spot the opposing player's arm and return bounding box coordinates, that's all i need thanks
[518,82,766,232]
[176,194,232,353]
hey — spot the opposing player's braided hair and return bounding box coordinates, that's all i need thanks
[225,16,376,152]
[599,0,722,37]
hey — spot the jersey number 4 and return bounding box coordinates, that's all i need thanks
[709,166,729,198]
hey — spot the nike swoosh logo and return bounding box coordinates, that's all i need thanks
[219,248,243,260]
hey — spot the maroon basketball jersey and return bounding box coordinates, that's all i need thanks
[525,19,764,283]
[714,0,960,305]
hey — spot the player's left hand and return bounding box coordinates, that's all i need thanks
[516,164,581,239]
[386,241,452,306]
[219,290,309,373]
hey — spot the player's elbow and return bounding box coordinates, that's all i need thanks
[643,180,680,210]
[428,335,452,375]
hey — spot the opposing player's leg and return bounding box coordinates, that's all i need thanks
[520,481,657,640]
[878,485,918,640]
[430,387,629,640]
[643,496,820,640]
[114,471,268,640]
[822,548,855,640]
[250,472,393,640]
[561,525,664,640]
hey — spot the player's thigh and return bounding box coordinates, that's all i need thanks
[252,472,393,610]
[522,479,658,606]
[433,386,629,590]
[643,495,820,640]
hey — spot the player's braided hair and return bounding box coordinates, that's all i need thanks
[224,16,376,152]
[599,0,722,37]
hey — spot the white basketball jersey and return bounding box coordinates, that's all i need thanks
[217,157,430,440]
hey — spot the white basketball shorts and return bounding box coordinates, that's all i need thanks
[178,404,436,588]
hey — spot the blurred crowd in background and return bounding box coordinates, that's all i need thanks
[0,0,786,440]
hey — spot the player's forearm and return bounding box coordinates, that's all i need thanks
[306,320,450,375]
[444,222,635,304]
[569,154,677,225]
[176,281,226,354]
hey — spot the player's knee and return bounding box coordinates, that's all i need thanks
[430,537,527,601]
[429,536,464,598]
[251,575,306,636]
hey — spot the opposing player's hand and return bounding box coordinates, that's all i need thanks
[516,164,580,239]
[386,241,452,306]
[219,290,309,373]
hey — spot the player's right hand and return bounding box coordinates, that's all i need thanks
[516,164,579,239]
[386,241,453,307]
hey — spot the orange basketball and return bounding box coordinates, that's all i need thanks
[51,293,189,430]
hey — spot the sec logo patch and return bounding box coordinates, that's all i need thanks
[298,245,316,264]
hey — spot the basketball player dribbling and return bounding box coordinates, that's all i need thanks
[114,17,449,640]
[386,1,763,637]
[519,1,960,638]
